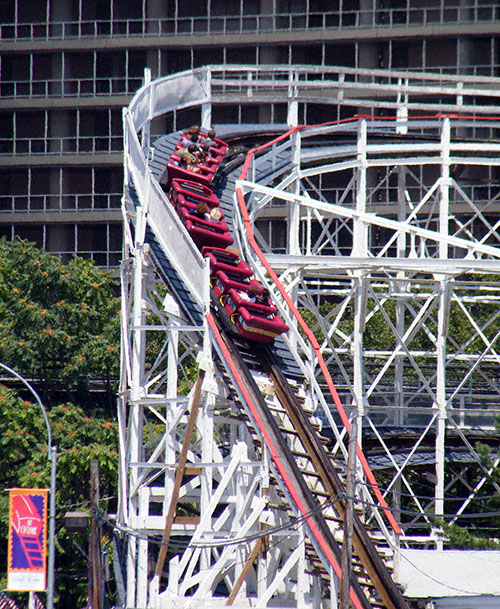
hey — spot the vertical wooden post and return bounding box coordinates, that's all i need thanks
[89,459,102,609]
[339,416,358,609]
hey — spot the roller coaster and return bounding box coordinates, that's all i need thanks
[119,66,500,608]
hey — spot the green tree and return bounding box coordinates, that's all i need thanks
[0,238,121,607]
[0,386,119,608]
[0,237,120,407]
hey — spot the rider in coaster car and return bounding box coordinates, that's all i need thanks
[239,284,260,302]
[193,202,211,221]
[255,288,271,306]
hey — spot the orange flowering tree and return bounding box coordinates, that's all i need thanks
[0,237,120,406]
[0,238,121,605]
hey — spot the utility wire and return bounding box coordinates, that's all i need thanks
[98,493,341,550]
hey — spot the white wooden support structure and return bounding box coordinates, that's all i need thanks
[120,65,500,608]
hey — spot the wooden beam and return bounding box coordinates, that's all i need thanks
[339,416,357,609]
[154,369,206,579]
[225,539,262,606]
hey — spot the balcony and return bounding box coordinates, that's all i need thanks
[1,3,499,43]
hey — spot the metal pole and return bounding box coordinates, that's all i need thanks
[0,362,51,448]
[89,459,102,609]
[0,362,56,609]
[47,446,57,609]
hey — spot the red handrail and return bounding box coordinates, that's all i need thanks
[235,117,405,534]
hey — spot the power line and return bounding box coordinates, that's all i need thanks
[98,493,341,550]
[104,499,500,599]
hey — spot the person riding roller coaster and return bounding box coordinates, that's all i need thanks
[239,284,260,302]
[193,202,222,223]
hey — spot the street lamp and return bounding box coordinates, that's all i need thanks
[0,362,57,609]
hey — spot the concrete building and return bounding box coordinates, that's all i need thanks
[0,0,499,266]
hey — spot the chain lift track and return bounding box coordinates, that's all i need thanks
[120,65,500,608]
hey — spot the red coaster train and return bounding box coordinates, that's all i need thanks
[162,128,289,344]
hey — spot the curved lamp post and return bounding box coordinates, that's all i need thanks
[0,362,56,609]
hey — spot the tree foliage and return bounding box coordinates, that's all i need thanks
[0,237,120,404]
[0,386,118,607]
[0,239,121,607]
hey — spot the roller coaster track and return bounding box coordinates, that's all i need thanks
[208,316,407,609]
[120,125,409,608]
[121,65,500,608]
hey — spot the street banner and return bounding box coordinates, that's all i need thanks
[7,488,49,591]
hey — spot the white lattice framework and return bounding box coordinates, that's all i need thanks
[236,116,500,547]
[120,65,500,608]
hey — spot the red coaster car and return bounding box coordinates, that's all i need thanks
[175,142,223,167]
[174,147,219,172]
[170,179,220,213]
[225,288,289,344]
[202,247,253,281]
[203,134,228,157]
[165,154,217,188]
[204,148,224,164]
[237,306,290,343]
[191,132,228,157]
[213,269,260,300]
[225,287,277,317]
[180,208,234,249]
[162,133,288,344]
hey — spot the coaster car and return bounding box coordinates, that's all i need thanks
[165,154,216,188]
[225,288,289,344]
[170,179,220,213]
[198,132,228,156]
[175,135,226,164]
[160,131,288,344]
[202,247,253,281]
[225,287,278,318]
[213,269,260,300]
[180,208,234,249]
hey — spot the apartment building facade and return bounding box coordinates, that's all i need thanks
[0,0,499,266]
